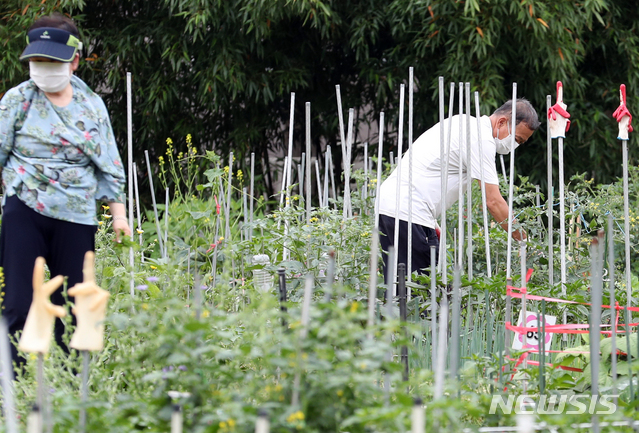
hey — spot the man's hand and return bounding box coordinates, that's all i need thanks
[479,180,528,241]
[18,258,66,354]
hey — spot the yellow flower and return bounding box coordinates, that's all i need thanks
[142,303,148,310]
[136,229,144,234]
[178,152,184,159]
[150,265,157,270]
[186,133,192,145]
[227,419,235,428]
[350,301,359,313]
[219,236,224,241]
[98,221,104,226]
[337,390,344,397]
[166,138,173,145]
[286,411,305,423]
[103,214,112,219]
[310,217,319,223]
[219,421,227,429]
[102,205,110,210]
[159,156,164,164]
[237,170,243,182]
[202,310,210,318]
[224,166,230,174]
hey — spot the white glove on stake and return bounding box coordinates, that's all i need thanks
[548,81,571,139]
[613,84,633,140]
[68,251,109,351]
[18,258,65,354]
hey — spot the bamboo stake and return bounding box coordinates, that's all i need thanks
[384,247,395,405]
[622,140,632,313]
[398,264,409,381]
[474,92,492,277]
[79,350,89,433]
[171,405,182,433]
[411,398,424,433]
[132,162,143,262]
[335,85,347,161]
[363,143,368,214]
[559,134,567,344]
[465,83,473,279]
[391,85,406,296]
[590,231,604,433]
[255,410,269,433]
[451,265,462,379]
[328,146,337,208]
[434,294,448,399]
[285,93,295,194]
[144,150,165,256]
[520,241,527,393]
[164,188,169,259]
[243,187,249,241]
[225,152,233,241]
[299,155,305,204]
[323,147,330,208]
[438,77,446,281]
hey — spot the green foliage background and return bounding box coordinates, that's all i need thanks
[2,0,639,196]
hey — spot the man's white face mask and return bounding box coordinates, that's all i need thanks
[29,61,71,93]
[494,121,520,155]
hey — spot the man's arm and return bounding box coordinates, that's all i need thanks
[477,180,526,241]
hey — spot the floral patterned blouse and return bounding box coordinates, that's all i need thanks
[0,76,125,225]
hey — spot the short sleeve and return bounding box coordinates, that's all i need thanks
[469,118,499,185]
[0,88,25,167]
[91,98,126,203]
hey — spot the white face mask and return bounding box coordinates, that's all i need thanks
[29,61,71,93]
[494,122,519,155]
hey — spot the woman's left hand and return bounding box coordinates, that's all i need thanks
[112,218,131,243]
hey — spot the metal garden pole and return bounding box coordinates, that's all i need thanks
[0,320,17,433]
[546,95,554,287]
[407,67,414,284]
[126,72,134,297]
[250,152,255,241]
[474,92,492,277]
[343,109,355,220]
[144,150,165,256]
[368,228,380,339]
[504,83,517,355]
[314,160,323,208]
[285,93,295,194]
[608,214,618,400]
[392,85,406,296]
[465,83,473,279]
[440,81,455,283]
[430,246,438,371]
[225,152,233,241]
[374,113,385,229]
[590,231,604,433]
[305,102,312,222]
[457,83,464,271]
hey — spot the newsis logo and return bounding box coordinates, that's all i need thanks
[40,31,51,39]
[489,394,617,415]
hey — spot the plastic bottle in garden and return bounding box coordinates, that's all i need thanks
[252,254,272,293]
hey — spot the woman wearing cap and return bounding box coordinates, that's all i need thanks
[0,13,129,366]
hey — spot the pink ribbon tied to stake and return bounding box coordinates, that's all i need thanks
[548,81,571,139]
[613,84,633,140]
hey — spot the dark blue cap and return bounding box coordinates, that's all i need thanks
[20,27,82,62]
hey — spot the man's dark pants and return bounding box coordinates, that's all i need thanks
[378,214,439,283]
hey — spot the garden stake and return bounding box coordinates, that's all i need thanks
[285,93,295,195]
[328,146,337,207]
[451,265,461,379]
[505,83,518,280]
[0,319,17,433]
[549,82,570,344]
[278,268,287,329]
[323,249,335,302]
[27,405,41,433]
[465,83,473,279]
[389,151,394,170]
[383,246,395,405]
[279,156,290,209]
[363,143,368,214]
[243,187,249,241]
[474,92,492,277]
[305,102,312,222]
[484,289,492,356]
[407,67,414,286]
[225,152,233,241]
[79,350,90,433]
[164,188,169,259]
[615,84,634,314]
[411,397,424,433]
[250,152,255,241]
[607,215,616,400]
[343,108,355,219]
[439,81,455,283]
[540,299,546,394]
[367,229,380,338]
[292,274,314,407]
[193,273,202,320]
[335,85,347,160]
[434,294,448,399]
[126,72,135,295]
[212,196,221,286]
[625,307,633,403]
[171,405,182,433]
[456,83,465,271]
[374,112,385,229]
[430,245,438,371]
[520,241,529,393]
[323,146,330,208]
[144,150,165,257]
[499,155,507,183]
[132,162,143,258]
[398,263,409,382]
[391,84,406,296]
[299,158,305,204]
[546,95,554,287]
[255,409,270,433]
[590,232,604,433]
[314,160,323,208]
[535,185,542,228]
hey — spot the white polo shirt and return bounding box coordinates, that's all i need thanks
[378,114,499,229]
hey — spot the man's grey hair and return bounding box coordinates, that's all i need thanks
[492,98,541,130]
